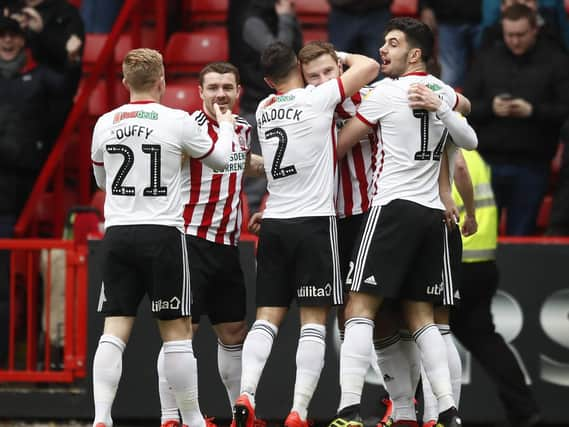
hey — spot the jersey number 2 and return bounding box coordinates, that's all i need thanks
[266,127,297,179]
[106,144,167,196]
[413,109,448,161]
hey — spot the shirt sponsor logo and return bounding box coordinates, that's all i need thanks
[151,296,181,312]
[297,283,332,298]
[276,94,295,102]
[113,110,159,123]
[212,151,246,174]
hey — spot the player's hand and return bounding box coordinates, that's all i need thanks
[275,0,294,15]
[214,103,234,126]
[509,98,533,118]
[20,7,43,32]
[461,214,478,237]
[248,212,263,235]
[408,83,442,112]
[492,96,512,117]
[66,34,82,63]
[420,7,437,31]
[440,193,459,230]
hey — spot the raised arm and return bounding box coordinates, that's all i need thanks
[337,52,380,99]
[408,83,478,150]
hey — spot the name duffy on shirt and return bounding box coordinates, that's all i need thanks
[113,124,154,140]
[257,108,302,127]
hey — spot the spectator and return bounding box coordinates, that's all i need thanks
[240,0,302,213]
[419,0,483,88]
[480,0,569,52]
[464,4,569,235]
[327,0,392,63]
[80,0,122,33]
[0,15,77,366]
[9,0,84,137]
[546,118,569,235]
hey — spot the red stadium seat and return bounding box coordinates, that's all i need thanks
[566,0,569,15]
[303,28,328,44]
[162,80,203,112]
[87,79,130,117]
[185,0,229,26]
[83,33,133,73]
[295,0,329,26]
[91,190,106,220]
[165,30,229,75]
[391,0,419,17]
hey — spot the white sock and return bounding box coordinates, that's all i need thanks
[374,334,415,421]
[240,320,278,407]
[338,317,374,412]
[292,323,326,420]
[438,324,462,407]
[163,340,204,427]
[399,329,421,393]
[93,334,125,427]
[413,324,454,413]
[218,340,243,409]
[421,364,438,423]
[157,345,180,423]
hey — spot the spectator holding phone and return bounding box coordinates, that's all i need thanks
[8,0,84,138]
[464,4,569,235]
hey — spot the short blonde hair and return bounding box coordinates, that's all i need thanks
[298,41,338,65]
[122,48,164,92]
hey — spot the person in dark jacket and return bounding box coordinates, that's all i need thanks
[480,0,568,53]
[328,0,392,63]
[9,0,84,137]
[240,0,302,213]
[0,15,76,366]
[420,0,483,88]
[464,4,569,235]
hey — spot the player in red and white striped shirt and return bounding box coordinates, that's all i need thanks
[157,62,264,427]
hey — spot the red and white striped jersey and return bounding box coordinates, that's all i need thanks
[182,110,252,246]
[335,86,379,219]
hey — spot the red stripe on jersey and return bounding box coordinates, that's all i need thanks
[92,160,103,166]
[356,112,375,128]
[352,143,370,212]
[197,174,222,239]
[335,103,351,119]
[228,188,242,246]
[215,172,237,244]
[331,119,337,172]
[184,159,203,229]
[351,91,362,105]
[340,159,353,216]
[336,78,346,102]
[452,92,459,110]
[196,121,222,239]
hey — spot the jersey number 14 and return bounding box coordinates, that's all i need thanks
[413,109,448,161]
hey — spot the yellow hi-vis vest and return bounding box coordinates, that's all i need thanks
[451,150,498,262]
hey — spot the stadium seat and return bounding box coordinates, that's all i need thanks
[165,30,229,75]
[88,79,130,117]
[303,28,328,44]
[185,0,229,26]
[83,33,133,73]
[295,0,329,26]
[391,0,419,17]
[162,80,202,112]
